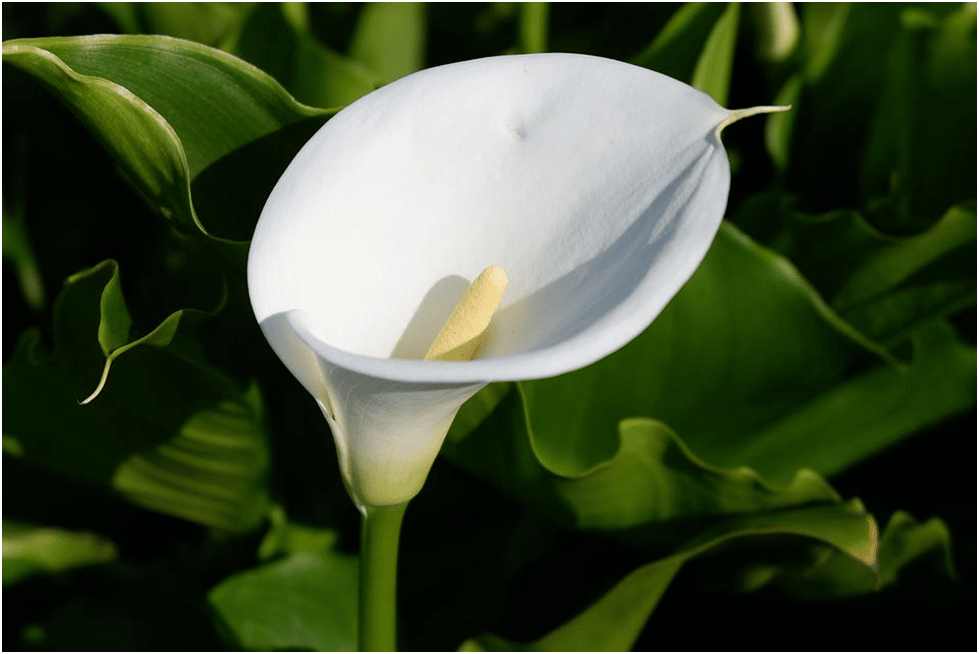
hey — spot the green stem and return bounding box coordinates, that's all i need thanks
[359,502,409,652]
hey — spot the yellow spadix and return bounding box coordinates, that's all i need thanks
[424,266,508,361]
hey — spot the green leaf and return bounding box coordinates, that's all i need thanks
[833,206,977,344]
[876,511,956,587]
[256,504,341,561]
[2,261,269,531]
[209,547,358,652]
[770,511,955,600]
[147,2,250,47]
[775,4,975,228]
[553,418,841,530]
[745,2,799,64]
[448,387,875,582]
[449,412,842,533]
[349,3,427,82]
[631,3,728,82]
[111,381,270,530]
[61,258,226,405]
[798,3,852,82]
[735,196,976,347]
[462,500,878,652]
[3,521,117,586]
[230,3,382,109]
[733,319,976,484]
[860,5,977,230]
[2,35,330,241]
[1,158,45,310]
[690,2,740,106]
[780,4,903,214]
[107,2,250,47]
[2,40,194,232]
[94,2,142,34]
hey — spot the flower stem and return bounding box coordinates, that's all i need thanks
[359,502,408,652]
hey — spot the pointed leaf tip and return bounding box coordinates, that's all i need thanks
[78,359,113,405]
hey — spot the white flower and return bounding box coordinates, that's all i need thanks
[248,53,783,511]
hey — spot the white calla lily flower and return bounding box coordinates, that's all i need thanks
[248,53,783,511]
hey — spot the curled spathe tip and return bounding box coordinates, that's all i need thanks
[714,105,792,140]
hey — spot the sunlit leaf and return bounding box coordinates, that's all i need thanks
[449,410,841,535]
[2,35,330,241]
[690,2,739,106]
[745,3,799,64]
[553,418,841,530]
[2,521,117,586]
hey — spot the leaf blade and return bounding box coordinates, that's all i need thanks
[2,35,331,240]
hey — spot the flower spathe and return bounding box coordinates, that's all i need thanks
[248,53,784,510]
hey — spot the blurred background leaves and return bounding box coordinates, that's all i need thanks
[3,2,974,651]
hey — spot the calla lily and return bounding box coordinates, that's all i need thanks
[248,53,783,511]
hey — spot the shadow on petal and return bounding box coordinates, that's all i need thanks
[489,137,728,360]
[390,274,470,359]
